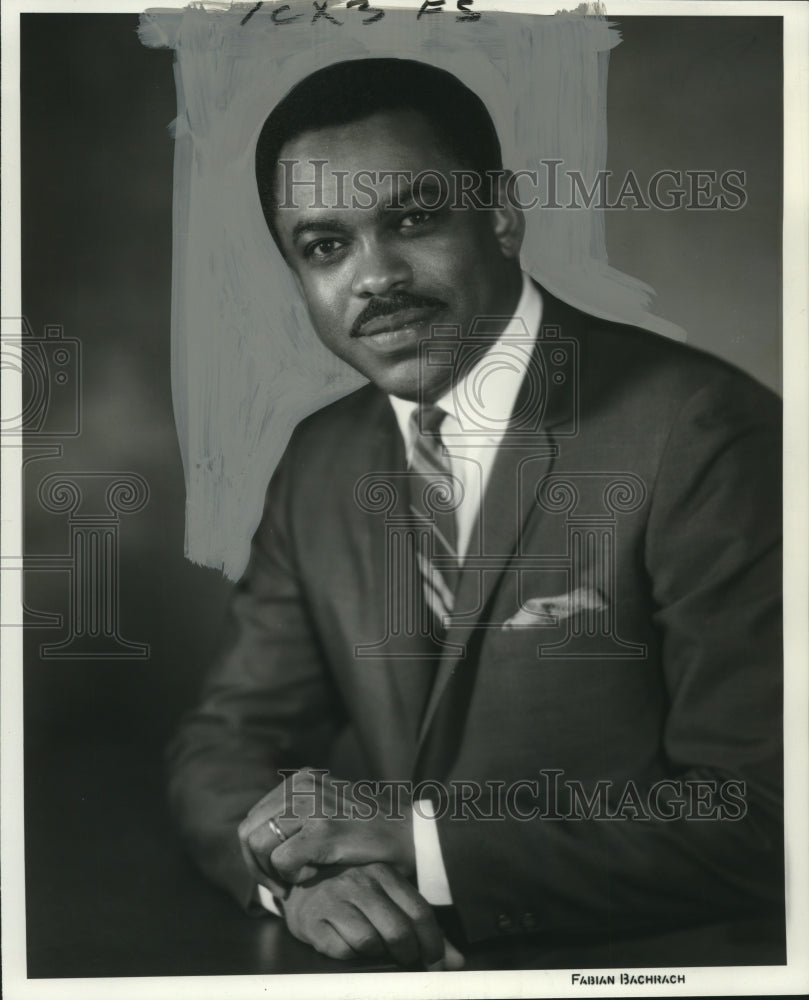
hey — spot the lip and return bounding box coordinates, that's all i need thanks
[358,327,423,354]
[355,307,438,339]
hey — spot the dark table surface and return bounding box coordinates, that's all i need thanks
[24,731,786,980]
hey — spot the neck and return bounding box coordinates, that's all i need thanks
[445,263,524,387]
[495,264,524,321]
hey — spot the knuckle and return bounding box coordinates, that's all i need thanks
[331,874,352,897]
[321,889,340,910]
[321,937,353,961]
[309,816,329,835]
[386,918,413,948]
[351,868,373,890]
[245,828,265,852]
[273,857,292,877]
[353,931,380,955]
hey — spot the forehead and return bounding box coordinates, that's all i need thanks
[274,109,460,213]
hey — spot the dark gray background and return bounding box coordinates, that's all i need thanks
[20,13,782,977]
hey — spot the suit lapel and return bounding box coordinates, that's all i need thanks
[346,388,447,772]
[414,288,582,774]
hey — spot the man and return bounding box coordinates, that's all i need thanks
[167,58,783,969]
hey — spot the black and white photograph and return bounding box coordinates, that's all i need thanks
[2,1,808,998]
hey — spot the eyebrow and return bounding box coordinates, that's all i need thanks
[287,180,450,245]
[394,179,447,206]
[291,217,354,243]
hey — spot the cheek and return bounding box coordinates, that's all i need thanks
[413,223,493,287]
[299,275,344,330]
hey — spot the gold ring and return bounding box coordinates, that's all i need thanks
[267,816,287,843]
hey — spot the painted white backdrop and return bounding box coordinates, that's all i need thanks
[140,4,681,578]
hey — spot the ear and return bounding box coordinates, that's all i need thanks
[489,170,526,261]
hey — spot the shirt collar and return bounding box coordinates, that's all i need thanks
[388,271,542,452]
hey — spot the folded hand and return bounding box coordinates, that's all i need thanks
[282,862,464,971]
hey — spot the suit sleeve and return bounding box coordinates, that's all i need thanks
[434,372,784,943]
[166,432,342,911]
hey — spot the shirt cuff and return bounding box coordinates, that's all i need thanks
[257,884,283,916]
[413,799,453,905]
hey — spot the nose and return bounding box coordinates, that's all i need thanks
[350,240,413,298]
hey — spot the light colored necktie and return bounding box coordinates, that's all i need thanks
[407,405,460,634]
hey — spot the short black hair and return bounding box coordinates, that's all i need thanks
[255,57,503,246]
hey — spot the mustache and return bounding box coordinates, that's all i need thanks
[350,292,448,338]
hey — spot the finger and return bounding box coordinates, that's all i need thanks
[244,779,300,830]
[243,801,302,841]
[239,837,288,898]
[348,880,422,967]
[241,807,302,863]
[273,768,325,823]
[443,939,466,970]
[244,770,320,830]
[307,922,357,962]
[370,864,446,968]
[271,824,333,880]
[284,862,320,884]
[239,819,290,898]
[424,939,466,972]
[271,841,324,884]
[323,904,387,958]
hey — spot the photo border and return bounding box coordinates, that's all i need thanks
[2,1,807,997]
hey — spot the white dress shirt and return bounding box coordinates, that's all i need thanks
[259,272,542,913]
[388,271,542,562]
[388,271,541,904]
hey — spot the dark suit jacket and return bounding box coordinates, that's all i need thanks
[167,287,783,959]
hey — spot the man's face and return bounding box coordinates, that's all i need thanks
[272,110,522,401]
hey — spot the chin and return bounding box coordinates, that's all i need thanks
[374,372,451,403]
[362,358,422,401]
[371,375,420,401]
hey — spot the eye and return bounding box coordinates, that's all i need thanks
[399,209,434,230]
[304,238,346,261]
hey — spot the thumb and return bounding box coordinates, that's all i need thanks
[284,862,320,884]
[271,832,329,879]
[426,937,465,972]
[443,938,465,970]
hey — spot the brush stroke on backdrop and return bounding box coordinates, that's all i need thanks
[139,3,683,579]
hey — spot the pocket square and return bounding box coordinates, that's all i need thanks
[502,587,608,629]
